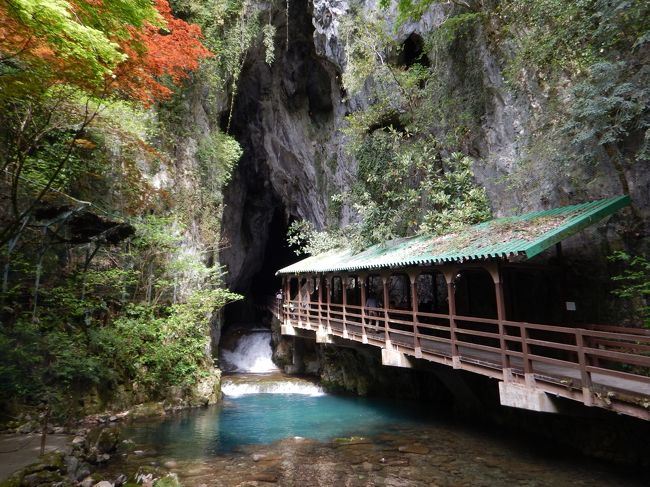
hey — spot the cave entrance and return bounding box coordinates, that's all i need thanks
[223,206,298,328]
[250,207,297,306]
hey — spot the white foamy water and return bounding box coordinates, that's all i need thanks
[221,331,279,373]
[221,380,325,397]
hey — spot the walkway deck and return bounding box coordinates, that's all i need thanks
[276,301,650,420]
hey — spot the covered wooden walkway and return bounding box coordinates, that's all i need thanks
[275,196,650,420]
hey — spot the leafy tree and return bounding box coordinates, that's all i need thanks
[0,0,212,246]
[609,251,650,329]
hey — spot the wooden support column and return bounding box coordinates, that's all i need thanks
[317,275,323,328]
[284,277,290,325]
[382,274,391,349]
[443,268,460,369]
[279,276,285,321]
[521,324,535,386]
[326,276,332,334]
[360,274,368,344]
[486,262,512,381]
[410,272,422,358]
[297,274,303,327]
[342,276,348,339]
[576,329,593,407]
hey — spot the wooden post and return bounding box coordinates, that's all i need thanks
[486,262,512,381]
[317,275,323,328]
[326,276,332,334]
[342,275,348,338]
[443,268,460,369]
[576,329,593,407]
[382,274,391,349]
[521,324,534,386]
[284,277,290,326]
[297,274,303,327]
[360,274,368,343]
[305,275,313,328]
[410,272,422,358]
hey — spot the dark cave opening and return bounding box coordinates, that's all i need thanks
[250,207,297,305]
[398,33,430,68]
[220,0,333,335]
[223,204,298,328]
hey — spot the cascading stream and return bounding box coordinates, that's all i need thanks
[220,329,325,396]
[220,330,279,373]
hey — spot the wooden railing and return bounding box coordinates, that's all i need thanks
[278,298,650,420]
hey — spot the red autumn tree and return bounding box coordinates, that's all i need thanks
[0,0,212,105]
[112,0,213,105]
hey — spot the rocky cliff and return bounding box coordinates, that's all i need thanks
[219,0,648,326]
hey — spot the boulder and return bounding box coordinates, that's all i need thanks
[95,427,120,454]
[16,421,38,434]
[113,474,128,486]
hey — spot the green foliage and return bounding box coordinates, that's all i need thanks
[330,7,490,251]
[0,0,246,421]
[1,0,124,95]
[196,131,243,188]
[287,220,349,256]
[497,1,650,198]
[346,132,489,246]
[168,0,267,132]
[262,23,276,66]
[609,251,650,329]
[0,220,242,416]
[500,0,650,83]
[112,288,241,390]
[564,62,650,158]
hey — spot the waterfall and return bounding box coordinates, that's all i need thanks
[221,379,325,397]
[221,331,279,373]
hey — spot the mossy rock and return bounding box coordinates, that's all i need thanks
[130,402,166,419]
[95,427,120,454]
[153,474,181,487]
[0,473,23,487]
[22,468,65,486]
[23,451,66,474]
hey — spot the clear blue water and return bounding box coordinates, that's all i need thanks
[123,393,434,459]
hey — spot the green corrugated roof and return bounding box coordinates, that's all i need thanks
[276,195,630,275]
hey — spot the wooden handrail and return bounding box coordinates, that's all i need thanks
[280,297,650,392]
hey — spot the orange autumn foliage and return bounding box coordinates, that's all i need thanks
[0,0,212,105]
[112,0,213,105]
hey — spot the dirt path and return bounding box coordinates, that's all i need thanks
[0,433,71,481]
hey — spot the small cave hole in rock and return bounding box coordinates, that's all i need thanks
[398,33,430,69]
[367,110,406,134]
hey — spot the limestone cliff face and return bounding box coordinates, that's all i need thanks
[219,0,647,319]
[221,0,356,296]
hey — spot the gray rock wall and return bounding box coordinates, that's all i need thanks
[218,0,647,324]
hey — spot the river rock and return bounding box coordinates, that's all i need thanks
[163,460,178,469]
[73,463,91,482]
[16,421,38,434]
[22,469,65,487]
[94,427,120,454]
[249,471,279,483]
[398,444,430,455]
[92,482,113,487]
[64,455,78,478]
[113,474,128,487]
